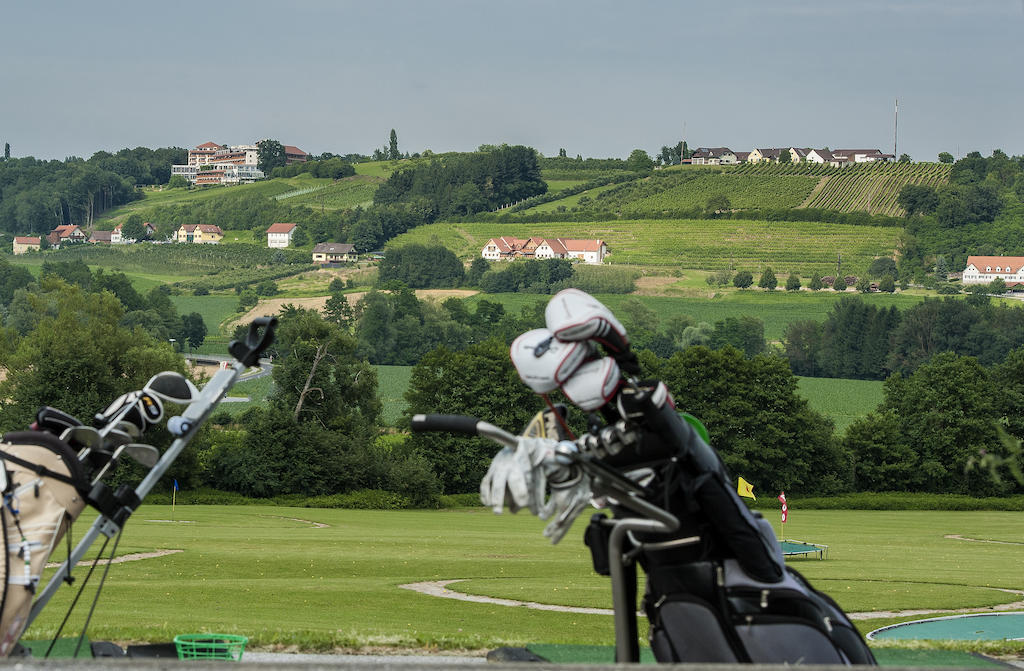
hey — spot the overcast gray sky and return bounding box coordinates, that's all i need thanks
[2,0,1021,162]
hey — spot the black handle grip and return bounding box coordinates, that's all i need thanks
[410,414,481,436]
[228,316,279,367]
[34,406,84,434]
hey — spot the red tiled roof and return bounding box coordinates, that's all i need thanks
[965,256,1024,273]
[283,145,307,156]
[195,142,222,150]
[14,236,40,244]
[561,239,605,253]
[267,223,297,234]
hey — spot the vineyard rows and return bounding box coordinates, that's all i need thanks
[389,219,900,277]
[620,174,819,212]
[798,162,951,215]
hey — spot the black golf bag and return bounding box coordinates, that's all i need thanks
[584,383,876,665]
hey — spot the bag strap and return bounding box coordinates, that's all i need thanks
[0,450,80,489]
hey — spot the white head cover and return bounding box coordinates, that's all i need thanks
[560,357,621,411]
[511,328,592,394]
[545,288,629,353]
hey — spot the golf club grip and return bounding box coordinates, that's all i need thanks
[411,414,480,436]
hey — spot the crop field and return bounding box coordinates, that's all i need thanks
[543,179,589,193]
[584,171,821,213]
[390,219,901,276]
[801,162,951,215]
[23,506,1024,653]
[797,376,885,433]
[281,174,383,211]
[463,291,930,341]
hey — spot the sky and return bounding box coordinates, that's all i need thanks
[2,0,1022,163]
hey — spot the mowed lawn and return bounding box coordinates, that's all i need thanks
[24,507,1024,652]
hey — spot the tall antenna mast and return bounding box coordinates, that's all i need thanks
[893,98,898,158]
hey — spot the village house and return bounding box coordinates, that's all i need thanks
[89,230,114,244]
[267,223,298,248]
[12,236,41,254]
[690,147,738,165]
[312,242,357,264]
[175,224,224,244]
[481,237,607,264]
[961,256,1024,287]
[747,148,785,163]
[112,221,157,243]
[46,225,87,248]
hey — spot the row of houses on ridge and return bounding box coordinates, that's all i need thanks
[689,147,895,167]
[170,141,308,186]
[481,237,607,264]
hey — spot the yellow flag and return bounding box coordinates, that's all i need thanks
[737,477,756,500]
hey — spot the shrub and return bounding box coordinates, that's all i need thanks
[299,489,413,509]
[193,286,210,296]
[733,270,753,289]
[785,274,801,291]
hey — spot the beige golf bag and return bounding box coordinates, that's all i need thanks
[0,431,88,656]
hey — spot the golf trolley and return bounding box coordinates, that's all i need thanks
[0,317,276,657]
[412,410,875,665]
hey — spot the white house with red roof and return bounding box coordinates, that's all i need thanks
[45,225,86,248]
[962,256,1024,287]
[481,237,607,264]
[12,236,41,254]
[267,223,298,248]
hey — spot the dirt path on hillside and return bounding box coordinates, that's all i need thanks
[798,175,831,208]
[227,289,479,330]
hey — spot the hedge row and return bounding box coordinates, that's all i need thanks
[142,488,1023,511]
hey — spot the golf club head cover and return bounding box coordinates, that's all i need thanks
[560,357,621,411]
[545,289,629,353]
[510,328,593,394]
[545,289,641,375]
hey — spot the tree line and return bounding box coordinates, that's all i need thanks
[784,294,1024,380]
[897,150,1024,280]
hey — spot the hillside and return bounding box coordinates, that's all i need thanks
[387,219,900,276]
[524,162,951,218]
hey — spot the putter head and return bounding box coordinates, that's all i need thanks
[144,372,199,405]
[123,444,159,468]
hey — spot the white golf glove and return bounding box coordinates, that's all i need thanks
[480,437,558,515]
[542,473,594,544]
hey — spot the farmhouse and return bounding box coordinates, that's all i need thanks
[690,148,738,165]
[46,225,86,248]
[312,242,357,264]
[89,230,114,244]
[961,256,1024,286]
[267,223,298,248]
[112,221,156,243]
[175,224,224,244]
[481,237,607,264]
[12,236,40,254]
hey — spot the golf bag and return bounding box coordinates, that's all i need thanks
[0,432,89,656]
[0,316,277,658]
[586,388,876,665]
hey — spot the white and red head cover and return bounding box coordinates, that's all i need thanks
[560,357,621,411]
[510,328,593,394]
[544,288,630,354]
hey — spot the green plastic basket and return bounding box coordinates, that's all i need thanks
[173,633,248,661]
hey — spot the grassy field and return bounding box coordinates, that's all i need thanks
[797,376,885,433]
[387,219,901,276]
[23,507,1024,654]
[464,291,930,341]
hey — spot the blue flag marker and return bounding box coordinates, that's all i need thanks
[173,479,179,492]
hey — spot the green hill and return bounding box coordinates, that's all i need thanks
[387,219,900,276]
[524,162,951,218]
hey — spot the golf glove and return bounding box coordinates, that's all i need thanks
[542,472,594,544]
[480,437,558,515]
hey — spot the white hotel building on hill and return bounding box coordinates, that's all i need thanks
[171,140,306,186]
[961,256,1024,287]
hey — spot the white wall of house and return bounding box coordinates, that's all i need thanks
[268,231,294,248]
